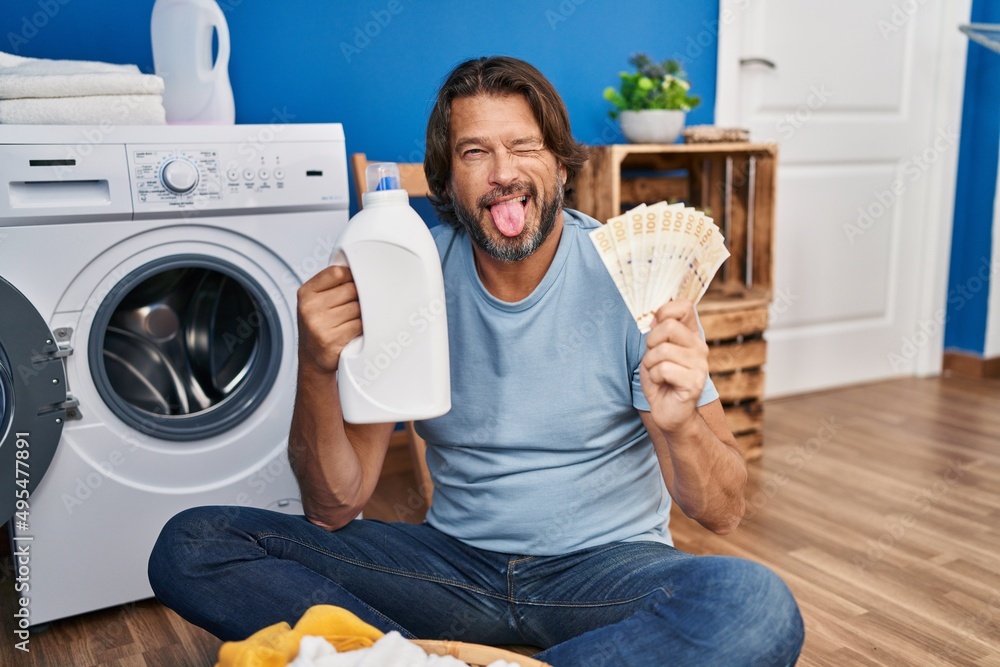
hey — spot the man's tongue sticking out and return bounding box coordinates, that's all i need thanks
[489,198,526,237]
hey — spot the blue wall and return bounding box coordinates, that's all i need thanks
[2,0,718,207]
[7,1,996,357]
[945,0,1000,356]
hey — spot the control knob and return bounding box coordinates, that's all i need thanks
[159,158,200,194]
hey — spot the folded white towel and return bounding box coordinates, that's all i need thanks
[0,95,166,125]
[0,51,164,100]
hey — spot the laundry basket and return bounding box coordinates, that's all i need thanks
[412,640,551,667]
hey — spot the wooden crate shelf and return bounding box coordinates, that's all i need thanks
[572,142,776,299]
[698,295,770,335]
[571,142,777,460]
[708,337,766,374]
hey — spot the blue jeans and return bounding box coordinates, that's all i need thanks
[148,507,803,666]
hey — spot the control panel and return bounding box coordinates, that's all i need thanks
[133,149,222,204]
[126,138,349,218]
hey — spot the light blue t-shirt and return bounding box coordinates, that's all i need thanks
[415,208,719,556]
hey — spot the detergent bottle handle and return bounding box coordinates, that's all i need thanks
[198,0,230,83]
[209,2,231,79]
[329,248,365,365]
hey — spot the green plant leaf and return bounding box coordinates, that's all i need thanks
[604,54,700,112]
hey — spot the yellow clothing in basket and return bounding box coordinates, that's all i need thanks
[216,605,385,667]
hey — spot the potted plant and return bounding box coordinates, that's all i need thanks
[603,54,701,144]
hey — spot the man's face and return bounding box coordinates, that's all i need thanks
[447,94,567,262]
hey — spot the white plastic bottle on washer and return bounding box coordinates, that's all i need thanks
[151,0,236,124]
[331,163,451,424]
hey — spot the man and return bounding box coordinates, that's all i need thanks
[150,56,804,666]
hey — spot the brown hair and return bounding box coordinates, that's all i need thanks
[424,56,589,228]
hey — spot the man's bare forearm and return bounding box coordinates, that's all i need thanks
[641,406,747,534]
[288,365,393,530]
[665,414,747,532]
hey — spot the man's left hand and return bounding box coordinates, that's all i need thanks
[639,300,709,435]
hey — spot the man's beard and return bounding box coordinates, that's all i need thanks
[451,179,564,263]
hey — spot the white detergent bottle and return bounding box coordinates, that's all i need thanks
[331,163,451,424]
[150,0,235,124]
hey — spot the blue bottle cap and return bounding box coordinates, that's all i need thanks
[365,163,401,193]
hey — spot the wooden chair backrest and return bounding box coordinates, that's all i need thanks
[351,153,431,200]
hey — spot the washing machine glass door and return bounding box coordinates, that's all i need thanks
[0,277,68,525]
[89,255,282,441]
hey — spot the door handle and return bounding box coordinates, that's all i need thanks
[740,57,777,69]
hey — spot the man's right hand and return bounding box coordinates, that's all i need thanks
[290,264,393,530]
[296,265,362,374]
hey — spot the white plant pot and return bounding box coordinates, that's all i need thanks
[618,109,686,144]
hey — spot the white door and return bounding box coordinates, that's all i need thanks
[716,0,971,396]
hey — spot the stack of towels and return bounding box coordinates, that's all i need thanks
[0,51,166,125]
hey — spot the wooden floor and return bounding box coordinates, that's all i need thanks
[2,376,998,666]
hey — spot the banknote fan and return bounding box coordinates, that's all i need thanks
[589,201,730,332]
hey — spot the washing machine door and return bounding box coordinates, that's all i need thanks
[0,276,69,525]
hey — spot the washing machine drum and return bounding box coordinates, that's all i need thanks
[0,276,68,525]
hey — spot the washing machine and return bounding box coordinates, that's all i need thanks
[0,123,350,625]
